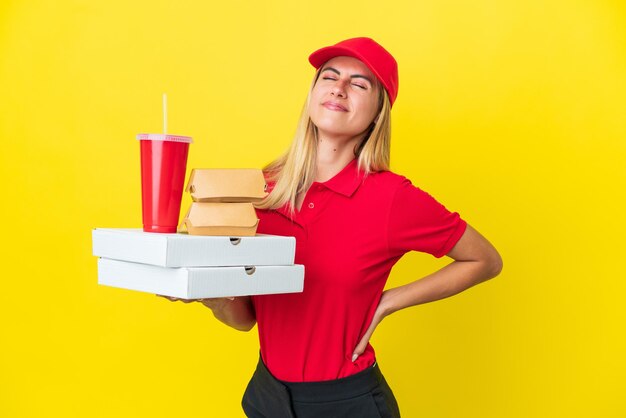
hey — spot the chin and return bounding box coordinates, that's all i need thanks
[312,120,359,139]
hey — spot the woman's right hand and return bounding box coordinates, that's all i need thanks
[156,295,235,312]
[156,294,256,331]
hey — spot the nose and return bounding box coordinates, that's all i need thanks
[330,79,348,98]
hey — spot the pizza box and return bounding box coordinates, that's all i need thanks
[97,258,304,298]
[92,228,295,267]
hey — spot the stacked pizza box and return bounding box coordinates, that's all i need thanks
[93,169,304,299]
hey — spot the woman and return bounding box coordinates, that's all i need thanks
[165,37,503,417]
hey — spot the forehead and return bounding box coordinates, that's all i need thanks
[321,56,376,79]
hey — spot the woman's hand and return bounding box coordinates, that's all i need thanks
[156,295,256,332]
[352,224,503,362]
[156,295,235,311]
[352,288,398,362]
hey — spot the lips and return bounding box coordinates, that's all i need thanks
[322,101,348,112]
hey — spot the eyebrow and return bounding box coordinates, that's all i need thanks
[320,66,374,85]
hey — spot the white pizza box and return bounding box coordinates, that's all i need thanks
[97,258,305,298]
[92,228,295,267]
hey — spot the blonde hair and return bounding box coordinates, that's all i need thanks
[254,68,392,218]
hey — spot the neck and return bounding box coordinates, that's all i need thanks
[314,132,365,182]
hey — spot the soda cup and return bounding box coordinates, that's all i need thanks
[137,134,193,233]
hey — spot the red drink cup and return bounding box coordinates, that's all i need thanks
[137,134,193,233]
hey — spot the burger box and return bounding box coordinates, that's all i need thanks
[92,228,296,267]
[179,202,259,237]
[180,168,267,236]
[185,168,268,203]
[97,258,304,299]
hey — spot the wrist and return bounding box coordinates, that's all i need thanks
[380,288,402,317]
[200,297,232,312]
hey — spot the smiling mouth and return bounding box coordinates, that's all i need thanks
[322,102,348,112]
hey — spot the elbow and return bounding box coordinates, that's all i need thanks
[474,248,503,282]
[487,252,503,279]
[235,320,257,332]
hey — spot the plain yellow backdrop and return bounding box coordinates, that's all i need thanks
[1,0,624,417]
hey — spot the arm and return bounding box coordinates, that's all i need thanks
[159,295,257,332]
[351,223,502,361]
[380,223,502,315]
[201,296,257,332]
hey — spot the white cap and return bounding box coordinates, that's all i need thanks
[136,134,193,143]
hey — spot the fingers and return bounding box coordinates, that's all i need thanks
[156,295,178,301]
[352,318,380,362]
[352,334,369,362]
[156,295,199,303]
[197,297,234,303]
[157,295,235,303]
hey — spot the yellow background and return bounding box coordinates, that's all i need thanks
[1,0,624,417]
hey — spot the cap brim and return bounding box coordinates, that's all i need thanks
[308,46,370,69]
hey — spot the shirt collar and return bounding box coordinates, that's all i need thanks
[319,158,365,197]
[270,158,365,223]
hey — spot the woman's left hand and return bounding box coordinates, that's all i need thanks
[352,288,397,362]
[352,223,504,362]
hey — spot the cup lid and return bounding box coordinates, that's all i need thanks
[137,134,193,143]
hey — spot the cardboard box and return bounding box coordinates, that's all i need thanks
[92,228,295,267]
[179,202,259,236]
[97,258,305,298]
[186,168,268,202]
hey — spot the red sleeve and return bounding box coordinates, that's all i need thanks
[387,178,467,258]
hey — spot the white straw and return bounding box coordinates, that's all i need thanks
[162,93,168,134]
